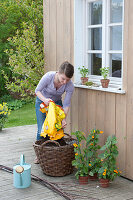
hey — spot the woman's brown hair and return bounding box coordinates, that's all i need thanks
[59,61,74,78]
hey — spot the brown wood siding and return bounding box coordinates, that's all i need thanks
[43,0,73,70]
[43,0,133,180]
[125,0,133,180]
[43,0,74,133]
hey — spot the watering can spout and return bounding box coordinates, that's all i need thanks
[20,154,25,165]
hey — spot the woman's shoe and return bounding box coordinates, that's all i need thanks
[34,157,39,164]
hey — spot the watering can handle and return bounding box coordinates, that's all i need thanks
[20,154,25,165]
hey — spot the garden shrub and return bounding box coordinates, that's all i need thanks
[0,94,35,110]
[0,0,43,97]
[4,23,44,99]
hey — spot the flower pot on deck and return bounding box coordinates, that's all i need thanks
[99,178,109,188]
[88,173,98,181]
[79,176,88,185]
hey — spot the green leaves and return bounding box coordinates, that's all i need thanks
[78,66,89,78]
[0,102,10,129]
[4,22,44,99]
[87,151,93,158]
[72,130,120,181]
[100,67,109,79]
[71,130,86,143]
[72,129,103,178]
[71,131,89,178]
[100,145,106,151]
[98,135,120,180]
[98,167,104,174]
[0,0,43,97]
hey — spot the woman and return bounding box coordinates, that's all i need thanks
[34,61,74,163]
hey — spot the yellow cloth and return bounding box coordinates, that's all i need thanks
[40,101,65,140]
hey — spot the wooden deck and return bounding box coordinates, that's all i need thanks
[0,125,133,200]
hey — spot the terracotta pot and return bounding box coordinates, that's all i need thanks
[100,79,110,88]
[81,77,88,85]
[88,173,98,181]
[99,178,109,188]
[79,176,88,185]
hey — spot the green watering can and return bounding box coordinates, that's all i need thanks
[13,155,31,188]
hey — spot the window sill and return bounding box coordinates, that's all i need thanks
[74,83,126,94]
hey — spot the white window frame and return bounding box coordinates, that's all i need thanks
[77,0,124,89]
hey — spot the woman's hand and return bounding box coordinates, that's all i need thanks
[62,118,67,128]
[44,98,52,106]
[36,91,52,106]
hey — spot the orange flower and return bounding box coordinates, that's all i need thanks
[114,170,118,174]
[100,131,103,134]
[92,136,94,139]
[73,143,78,148]
[90,143,93,146]
[75,153,78,156]
[89,163,91,166]
[101,159,103,162]
[103,171,106,176]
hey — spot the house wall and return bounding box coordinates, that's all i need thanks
[43,0,133,180]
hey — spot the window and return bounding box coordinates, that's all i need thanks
[87,1,102,76]
[74,0,124,88]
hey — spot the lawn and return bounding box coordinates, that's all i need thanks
[5,102,37,128]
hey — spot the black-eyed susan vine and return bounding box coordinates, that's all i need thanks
[71,131,88,179]
[86,129,103,177]
[71,130,121,182]
[71,129,103,179]
[98,135,121,181]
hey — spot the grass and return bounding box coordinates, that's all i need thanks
[5,102,37,128]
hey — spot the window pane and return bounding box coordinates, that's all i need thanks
[88,28,102,50]
[88,1,102,25]
[88,54,102,75]
[110,0,123,23]
[110,54,122,77]
[110,26,122,50]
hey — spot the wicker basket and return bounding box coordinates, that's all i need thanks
[33,133,76,177]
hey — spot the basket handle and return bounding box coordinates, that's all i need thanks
[33,133,72,148]
[42,140,60,147]
[64,133,72,139]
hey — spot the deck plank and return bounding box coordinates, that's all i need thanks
[0,125,133,200]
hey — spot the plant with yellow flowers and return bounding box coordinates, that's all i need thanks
[71,131,89,179]
[98,135,121,181]
[86,129,102,177]
[0,102,10,130]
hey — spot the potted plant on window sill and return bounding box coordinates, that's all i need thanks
[71,131,89,185]
[78,66,89,85]
[100,67,110,88]
[98,135,121,188]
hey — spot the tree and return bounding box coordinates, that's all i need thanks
[4,23,44,99]
[0,0,43,97]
